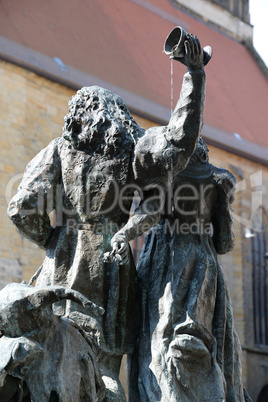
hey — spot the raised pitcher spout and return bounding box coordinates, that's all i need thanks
[164,26,212,66]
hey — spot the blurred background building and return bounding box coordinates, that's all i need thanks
[0,0,267,399]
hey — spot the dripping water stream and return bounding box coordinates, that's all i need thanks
[170,59,175,281]
[170,58,174,115]
[170,148,175,313]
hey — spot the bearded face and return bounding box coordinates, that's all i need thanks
[62,86,144,155]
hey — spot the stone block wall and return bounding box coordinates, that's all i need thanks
[0,59,74,284]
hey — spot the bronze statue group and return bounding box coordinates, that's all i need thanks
[5,32,251,401]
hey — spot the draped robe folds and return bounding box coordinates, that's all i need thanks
[7,70,206,357]
[9,137,140,356]
[134,162,251,401]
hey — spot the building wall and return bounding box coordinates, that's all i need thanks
[1,58,268,399]
[173,0,252,41]
[211,0,250,23]
[0,59,74,286]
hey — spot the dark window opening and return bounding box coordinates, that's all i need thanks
[49,390,60,402]
[251,211,268,346]
[257,384,268,402]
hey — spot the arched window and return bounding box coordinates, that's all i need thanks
[257,384,268,402]
[251,209,268,346]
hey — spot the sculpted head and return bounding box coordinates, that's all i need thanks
[62,86,144,155]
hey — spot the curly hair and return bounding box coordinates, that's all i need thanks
[62,86,144,156]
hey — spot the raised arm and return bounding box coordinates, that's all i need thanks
[133,35,207,187]
[115,36,209,259]
[167,35,207,153]
[7,138,61,248]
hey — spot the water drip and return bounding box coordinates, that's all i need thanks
[170,157,175,269]
[170,58,175,280]
[171,58,174,116]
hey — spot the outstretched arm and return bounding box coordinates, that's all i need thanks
[114,36,209,261]
[7,138,61,248]
[134,35,207,186]
[167,35,206,158]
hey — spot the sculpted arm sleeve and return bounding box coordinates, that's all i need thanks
[7,138,61,248]
[167,69,206,160]
[212,170,237,254]
[134,69,206,186]
[112,195,161,245]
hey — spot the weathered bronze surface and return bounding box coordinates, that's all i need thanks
[117,138,251,401]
